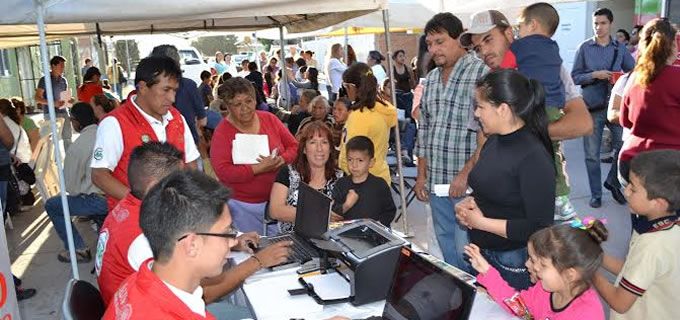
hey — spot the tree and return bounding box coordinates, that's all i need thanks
[114,40,140,72]
[258,39,274,52]
[191,35,238,57]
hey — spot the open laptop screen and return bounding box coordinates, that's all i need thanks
[382,247,476,320]
[293,183,331,239]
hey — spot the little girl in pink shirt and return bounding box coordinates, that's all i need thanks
[465,218,608,320]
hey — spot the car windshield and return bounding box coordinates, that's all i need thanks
[179,50,200,64]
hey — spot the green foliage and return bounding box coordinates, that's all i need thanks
[114,40,140,72]
[191,35,238,57]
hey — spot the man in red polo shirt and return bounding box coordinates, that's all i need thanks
[104,170,233,319]
[97,142,291,308]
[91,55,200,210]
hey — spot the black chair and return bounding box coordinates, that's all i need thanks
[62,279,105,320]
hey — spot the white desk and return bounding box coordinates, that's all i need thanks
[242,266,517,320]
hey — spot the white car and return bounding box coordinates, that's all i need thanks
[178,47,211,85]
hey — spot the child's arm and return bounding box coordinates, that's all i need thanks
[342,189,359,213]
[592,272,638,314]
[601,254,625,275]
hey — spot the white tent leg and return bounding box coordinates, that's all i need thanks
[279,26,291,109]
[382,9,411,236]
[35,2,79,280]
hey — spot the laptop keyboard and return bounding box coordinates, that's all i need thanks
[261,235,316,265]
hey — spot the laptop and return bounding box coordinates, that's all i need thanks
[360,246,477,320]
[259,182,332,266]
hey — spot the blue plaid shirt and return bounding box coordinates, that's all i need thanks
[415,53,489,189]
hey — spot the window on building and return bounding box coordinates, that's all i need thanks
[0,49,11,77]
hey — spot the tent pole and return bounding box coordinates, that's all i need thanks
[344,26,349,63]
[35,2,79,280]
[124,39,132,87]
[279,26,290,109]
[382,9,411,237]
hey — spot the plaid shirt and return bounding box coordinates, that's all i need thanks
[415,53,488,189]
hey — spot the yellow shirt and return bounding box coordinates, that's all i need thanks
[339,100,397,185]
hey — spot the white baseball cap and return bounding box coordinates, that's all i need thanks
[460,10,511,47]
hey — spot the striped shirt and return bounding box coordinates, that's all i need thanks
[415,53,489,188]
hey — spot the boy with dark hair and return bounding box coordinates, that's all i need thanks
[332,136,396,227]
[198,70,213,107]
[104,170,232,319]
[593,150,680,319]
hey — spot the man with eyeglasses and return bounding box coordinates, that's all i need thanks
[461,9,593,220]
[103,170,238,319]
[97,142,291,316]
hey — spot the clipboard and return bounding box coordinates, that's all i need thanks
[297,268,352,305]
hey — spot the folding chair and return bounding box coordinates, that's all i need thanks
[62,279,105,320]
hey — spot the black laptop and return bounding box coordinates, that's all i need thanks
[260,182,332,266]
[360,246,477,320]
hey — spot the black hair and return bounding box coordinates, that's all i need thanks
[342,62,385,111]
[368,51,385,63]
[630,150,680,212]
[217,77,256,104]
[307,67,319,92]
[305,50,314,56]
[70,102,97,127]
[150,44,181,65]
[134,56,182,88]
[392,49,405,60]
[247,61,258,72]
[476,69,554,158]
[140,170,231,263]
[521,2,560,36]
[299,66,308,74]
[270,57,278,63]
[83,66,101,82]
[200,70,212,81]
[127,142,184,200]
[424,12,464,39]
[285,57,295,65]
[593,8,613,23]
[617,29,631,42]
[92,94,115,114]
[0,99,20,125]
[84,58,91,64]
[632,24,643,33]
[241,59,250,66]
[295,57,307,67]
[346,135,375,159]
[50,55,66,66]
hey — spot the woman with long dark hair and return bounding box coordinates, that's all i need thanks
[456,69,555,291]
[339,63,397,185]
[289,67,320,93]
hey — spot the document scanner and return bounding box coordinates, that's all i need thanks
[311,219,407,306]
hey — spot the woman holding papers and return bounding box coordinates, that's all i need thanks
[210,78,298,235]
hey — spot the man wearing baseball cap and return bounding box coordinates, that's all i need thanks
[461,9,593,222]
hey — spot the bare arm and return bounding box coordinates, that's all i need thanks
[548,97,593,141]
[449,132,486,197]
[35,88,48,106]
[27,128,40,152]
[602,254,625,275]
[414,157,429,201]
[0,118,14,149]
[607,95,623,124]
[268,182,297,222]
[593,272,638,314]
[91,168,129,201]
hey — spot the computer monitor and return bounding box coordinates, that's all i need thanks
[294,182,332,239]
[382,247,476,320]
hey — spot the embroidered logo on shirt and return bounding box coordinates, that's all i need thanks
[95,229,109,276]
[93,147,103,160]
[141,134,150,143]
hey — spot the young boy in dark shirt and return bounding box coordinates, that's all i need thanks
[197,70,213,107]
[332,136,396,227]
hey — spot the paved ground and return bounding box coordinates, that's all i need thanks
[9,137,632,319]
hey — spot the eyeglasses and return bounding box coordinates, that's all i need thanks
[177,228,239,242]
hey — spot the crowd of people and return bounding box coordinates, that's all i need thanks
[1,2,678,319]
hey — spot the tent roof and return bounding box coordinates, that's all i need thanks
[0,0,386,48]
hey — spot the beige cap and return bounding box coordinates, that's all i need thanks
[460,10,510,47]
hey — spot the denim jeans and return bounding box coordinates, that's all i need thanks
[0,180,6,213]
[45,193,108,250]
[429,195,470,273]
[481,246,531,291]
[583,109,623,199]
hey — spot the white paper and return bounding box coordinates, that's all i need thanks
[232,133,270,164]
[60,90,72,109]
[433,184,449,197]
[243,268,323,319]
[304,271,351,301]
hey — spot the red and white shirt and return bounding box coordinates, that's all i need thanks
[103,259,215,320]
[96,193,152,305]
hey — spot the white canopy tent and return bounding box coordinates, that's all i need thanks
[0,0,389,289]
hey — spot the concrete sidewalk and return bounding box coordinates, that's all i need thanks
[9,137,632,319]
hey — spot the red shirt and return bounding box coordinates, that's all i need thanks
[96,193,143,305]
[105,99,186,209]
[210,111,298,203]
[620,66,680,161]
[77,82,104,103]
[103,259,216,320]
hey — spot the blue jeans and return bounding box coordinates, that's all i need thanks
[45,193,108,250]
[583,109,623,199]
[430,195,470,272]
[400,121,416,158]
[481,247,531,291]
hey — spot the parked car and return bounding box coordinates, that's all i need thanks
[178,47,211,84]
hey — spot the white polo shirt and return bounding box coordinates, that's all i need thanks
[91,95,200,171]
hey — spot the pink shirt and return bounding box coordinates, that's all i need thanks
[477,267,605,320]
